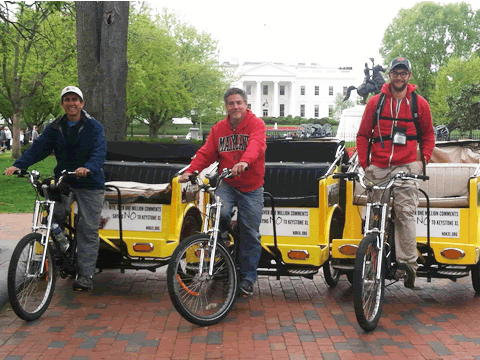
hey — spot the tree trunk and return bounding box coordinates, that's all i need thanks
[75,1,129,141]
[11,108,22,159]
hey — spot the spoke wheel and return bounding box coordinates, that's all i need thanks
[8,233,56,321]
[167,234,238,326]
[353,234,384,332]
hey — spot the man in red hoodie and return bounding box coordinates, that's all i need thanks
[357,57,435,288]
[178,87,266,296]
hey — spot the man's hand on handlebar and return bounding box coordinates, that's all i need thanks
[178,172,193,183]
[75,167,90,178]
[3,166,19,176]
[231,162,248,177]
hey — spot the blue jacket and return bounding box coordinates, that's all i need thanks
[14,110,106,190]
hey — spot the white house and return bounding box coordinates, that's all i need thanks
[226,61,358,119]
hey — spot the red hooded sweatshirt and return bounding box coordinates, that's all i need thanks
[185,109,266,192]
[357,82,435,169]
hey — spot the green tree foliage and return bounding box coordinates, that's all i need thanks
[431,55,480,125]
[446,83,480,135]
[127,5,230,138]
[0,1,76,158]
[333,93,355,122]
[380,2,480,101]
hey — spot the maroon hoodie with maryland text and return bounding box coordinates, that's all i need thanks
[185,109,266,192]
[357,82,435,169]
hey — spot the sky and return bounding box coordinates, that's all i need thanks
[151,0,480,82]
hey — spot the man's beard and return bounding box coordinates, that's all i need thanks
[391,81,407,93]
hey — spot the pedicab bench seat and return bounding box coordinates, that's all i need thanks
[103,161,186,204]
[353,163,479,208]
[263,162,331,207]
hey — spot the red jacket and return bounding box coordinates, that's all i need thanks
[186,109,266,192]
[357,83,435,169]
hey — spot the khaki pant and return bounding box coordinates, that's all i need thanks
[365,162,421,271]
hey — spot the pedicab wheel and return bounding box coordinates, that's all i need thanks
[346,271,354,285]
[323,218,341,288]
[353,235,385,332]
[167,234,238,326]
[471,262,480,293]
[323,260,340,288]
[8,233,56,321]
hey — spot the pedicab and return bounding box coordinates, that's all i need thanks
[330,140,480,292]
[166,137,350,325]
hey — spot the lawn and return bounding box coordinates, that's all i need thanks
[0,152,56,213]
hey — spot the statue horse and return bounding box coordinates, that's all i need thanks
[343,64,386,104]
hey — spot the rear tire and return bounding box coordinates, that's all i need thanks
[167,234,238,326]
[353,234,385,332]
[323,218,341,288]
[472,262,480,293]
[8,233,56,321]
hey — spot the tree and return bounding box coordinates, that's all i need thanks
[0,1,76,158]
[333,93,355,122]
[380,2,480,101]
[430,55,480,125]
[127,5,230,138]
[446,83,480,136]
[75,1,129,141]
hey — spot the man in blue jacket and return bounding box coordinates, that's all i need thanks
[4,86,107,291]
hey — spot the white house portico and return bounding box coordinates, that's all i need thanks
[227,62,357,119]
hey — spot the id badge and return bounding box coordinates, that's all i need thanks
[392,126,407,145]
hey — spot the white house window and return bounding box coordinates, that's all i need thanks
[343,86,348,97]
[280,104,285,116]
[247,103,251,109]
[314,105,319,118]
[263,85,268,95]
[246,85,252,95]
[280,85,285,96]
[263,109,268,117]
[329,86,333,96]
[315,86,319,95]
[301,86,305,95]
[300,104,305,117]
[329,105,334,117]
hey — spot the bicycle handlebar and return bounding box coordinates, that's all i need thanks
[333,171,429,191]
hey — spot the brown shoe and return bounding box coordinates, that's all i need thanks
[398,263,416,289]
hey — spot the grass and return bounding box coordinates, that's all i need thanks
[0,152,56,213]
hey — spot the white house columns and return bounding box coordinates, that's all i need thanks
[273,81,279,117]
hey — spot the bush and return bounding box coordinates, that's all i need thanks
[21,143,31,154]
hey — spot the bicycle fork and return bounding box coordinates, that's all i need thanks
[29,199,56,275]
[200,195,224,276]
[364,202,388,281]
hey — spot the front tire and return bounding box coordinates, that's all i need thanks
[8,233,56,321]
[167,234,238,326]
[353,235,385,332]
[323,218,341,288]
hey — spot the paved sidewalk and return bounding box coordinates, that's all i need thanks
[2,214,480,359]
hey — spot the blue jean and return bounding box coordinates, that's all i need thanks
[54,188,105,277]
[216,182,264,284]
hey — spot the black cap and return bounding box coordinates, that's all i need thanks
[389,57,411,71]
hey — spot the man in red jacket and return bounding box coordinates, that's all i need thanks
[357,57,435,288]
[178,87,266,296]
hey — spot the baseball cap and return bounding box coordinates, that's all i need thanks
[60,86,83,101]
[389,57,412,72]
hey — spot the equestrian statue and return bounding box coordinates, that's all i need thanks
[343,58,386,104]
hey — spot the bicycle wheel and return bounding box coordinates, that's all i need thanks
[353,234,385,332]
[8,233,56,321]
[167,234,238,326]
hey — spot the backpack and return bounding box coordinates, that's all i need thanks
[367,92,426,175]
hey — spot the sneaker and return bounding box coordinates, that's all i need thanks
[239,279,253,296]
[398,263,416,289]
[73,275,93,291]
